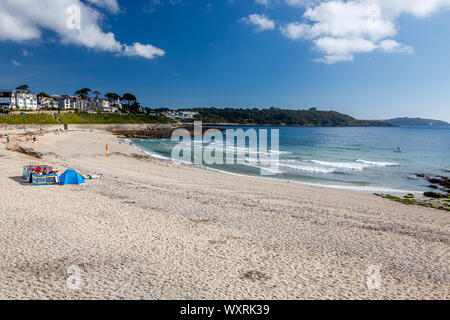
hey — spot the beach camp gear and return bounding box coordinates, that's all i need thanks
[83,174,102,180]
[35,165,52,173]
[59,169,85,185]
[23,165,54,183]
[23,165,37,181]
[31,173,58,186]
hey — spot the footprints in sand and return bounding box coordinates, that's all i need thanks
[241,270,271,282]
[189,218,211,224]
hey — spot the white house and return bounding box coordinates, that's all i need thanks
[54,95,73,110]
[87,98,112,112]
[16,92,38,110]
[38,96,57,109]
[54,95,89,110]
[0,90,38,110]
[107,97,122,111]
[163,110,199,120]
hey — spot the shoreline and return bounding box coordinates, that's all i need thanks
[130,138,425,195]
[0,128,449,299]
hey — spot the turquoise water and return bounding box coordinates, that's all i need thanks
[132,126,449,193]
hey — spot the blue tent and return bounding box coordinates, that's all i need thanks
[59,169,85,185]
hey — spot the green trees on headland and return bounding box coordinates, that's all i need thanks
[185,107,389,127]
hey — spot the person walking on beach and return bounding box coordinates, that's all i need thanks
[106,144,109,156]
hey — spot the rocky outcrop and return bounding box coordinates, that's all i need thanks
[112,124,224,139]
[416,174,450,198]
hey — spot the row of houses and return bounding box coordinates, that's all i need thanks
[162,110,199,120]
[0,90,122,112]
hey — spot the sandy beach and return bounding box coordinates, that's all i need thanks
[0,128,448,300]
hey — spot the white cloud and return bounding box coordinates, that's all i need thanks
[378,39,414,53]
[121,42,166,59]
[279,0,450,63]
[86,0,120,13]
[313,37,376,63]
[0,0,164,60]
[241,14,276,32]
[281,22,312,39]
[11,60,22,67]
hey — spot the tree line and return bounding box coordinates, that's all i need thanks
[184,107,389,127]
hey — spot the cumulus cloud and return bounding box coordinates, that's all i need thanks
[86,0,120,13]
[378,39,413,53]
[121,43,166,59]
[0,0,165,60]
[241,14,276,32]
[279,0,450,63]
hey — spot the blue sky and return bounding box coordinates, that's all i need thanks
[1,0,450,121]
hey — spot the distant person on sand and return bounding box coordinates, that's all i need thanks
[106,144,109,156]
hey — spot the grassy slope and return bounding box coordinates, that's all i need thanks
[57,113,175,124]
[0,114,59,125]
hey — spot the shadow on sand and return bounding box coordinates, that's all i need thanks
[9,176,60,187]
[9,176,33,186]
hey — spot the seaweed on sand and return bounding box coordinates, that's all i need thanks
[374,193,450,212]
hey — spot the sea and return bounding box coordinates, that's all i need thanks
[131,126,449,194]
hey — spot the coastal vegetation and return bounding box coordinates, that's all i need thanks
[0,114,59,125]
[57,112,175,124]
[374,193,450,212]
[184,107,390,126]
[0,108,392,126]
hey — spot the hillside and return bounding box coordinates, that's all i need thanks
[186,108,390,127]
[385,117,449,126]
[55,113,174,124]
[0,114,59,125]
